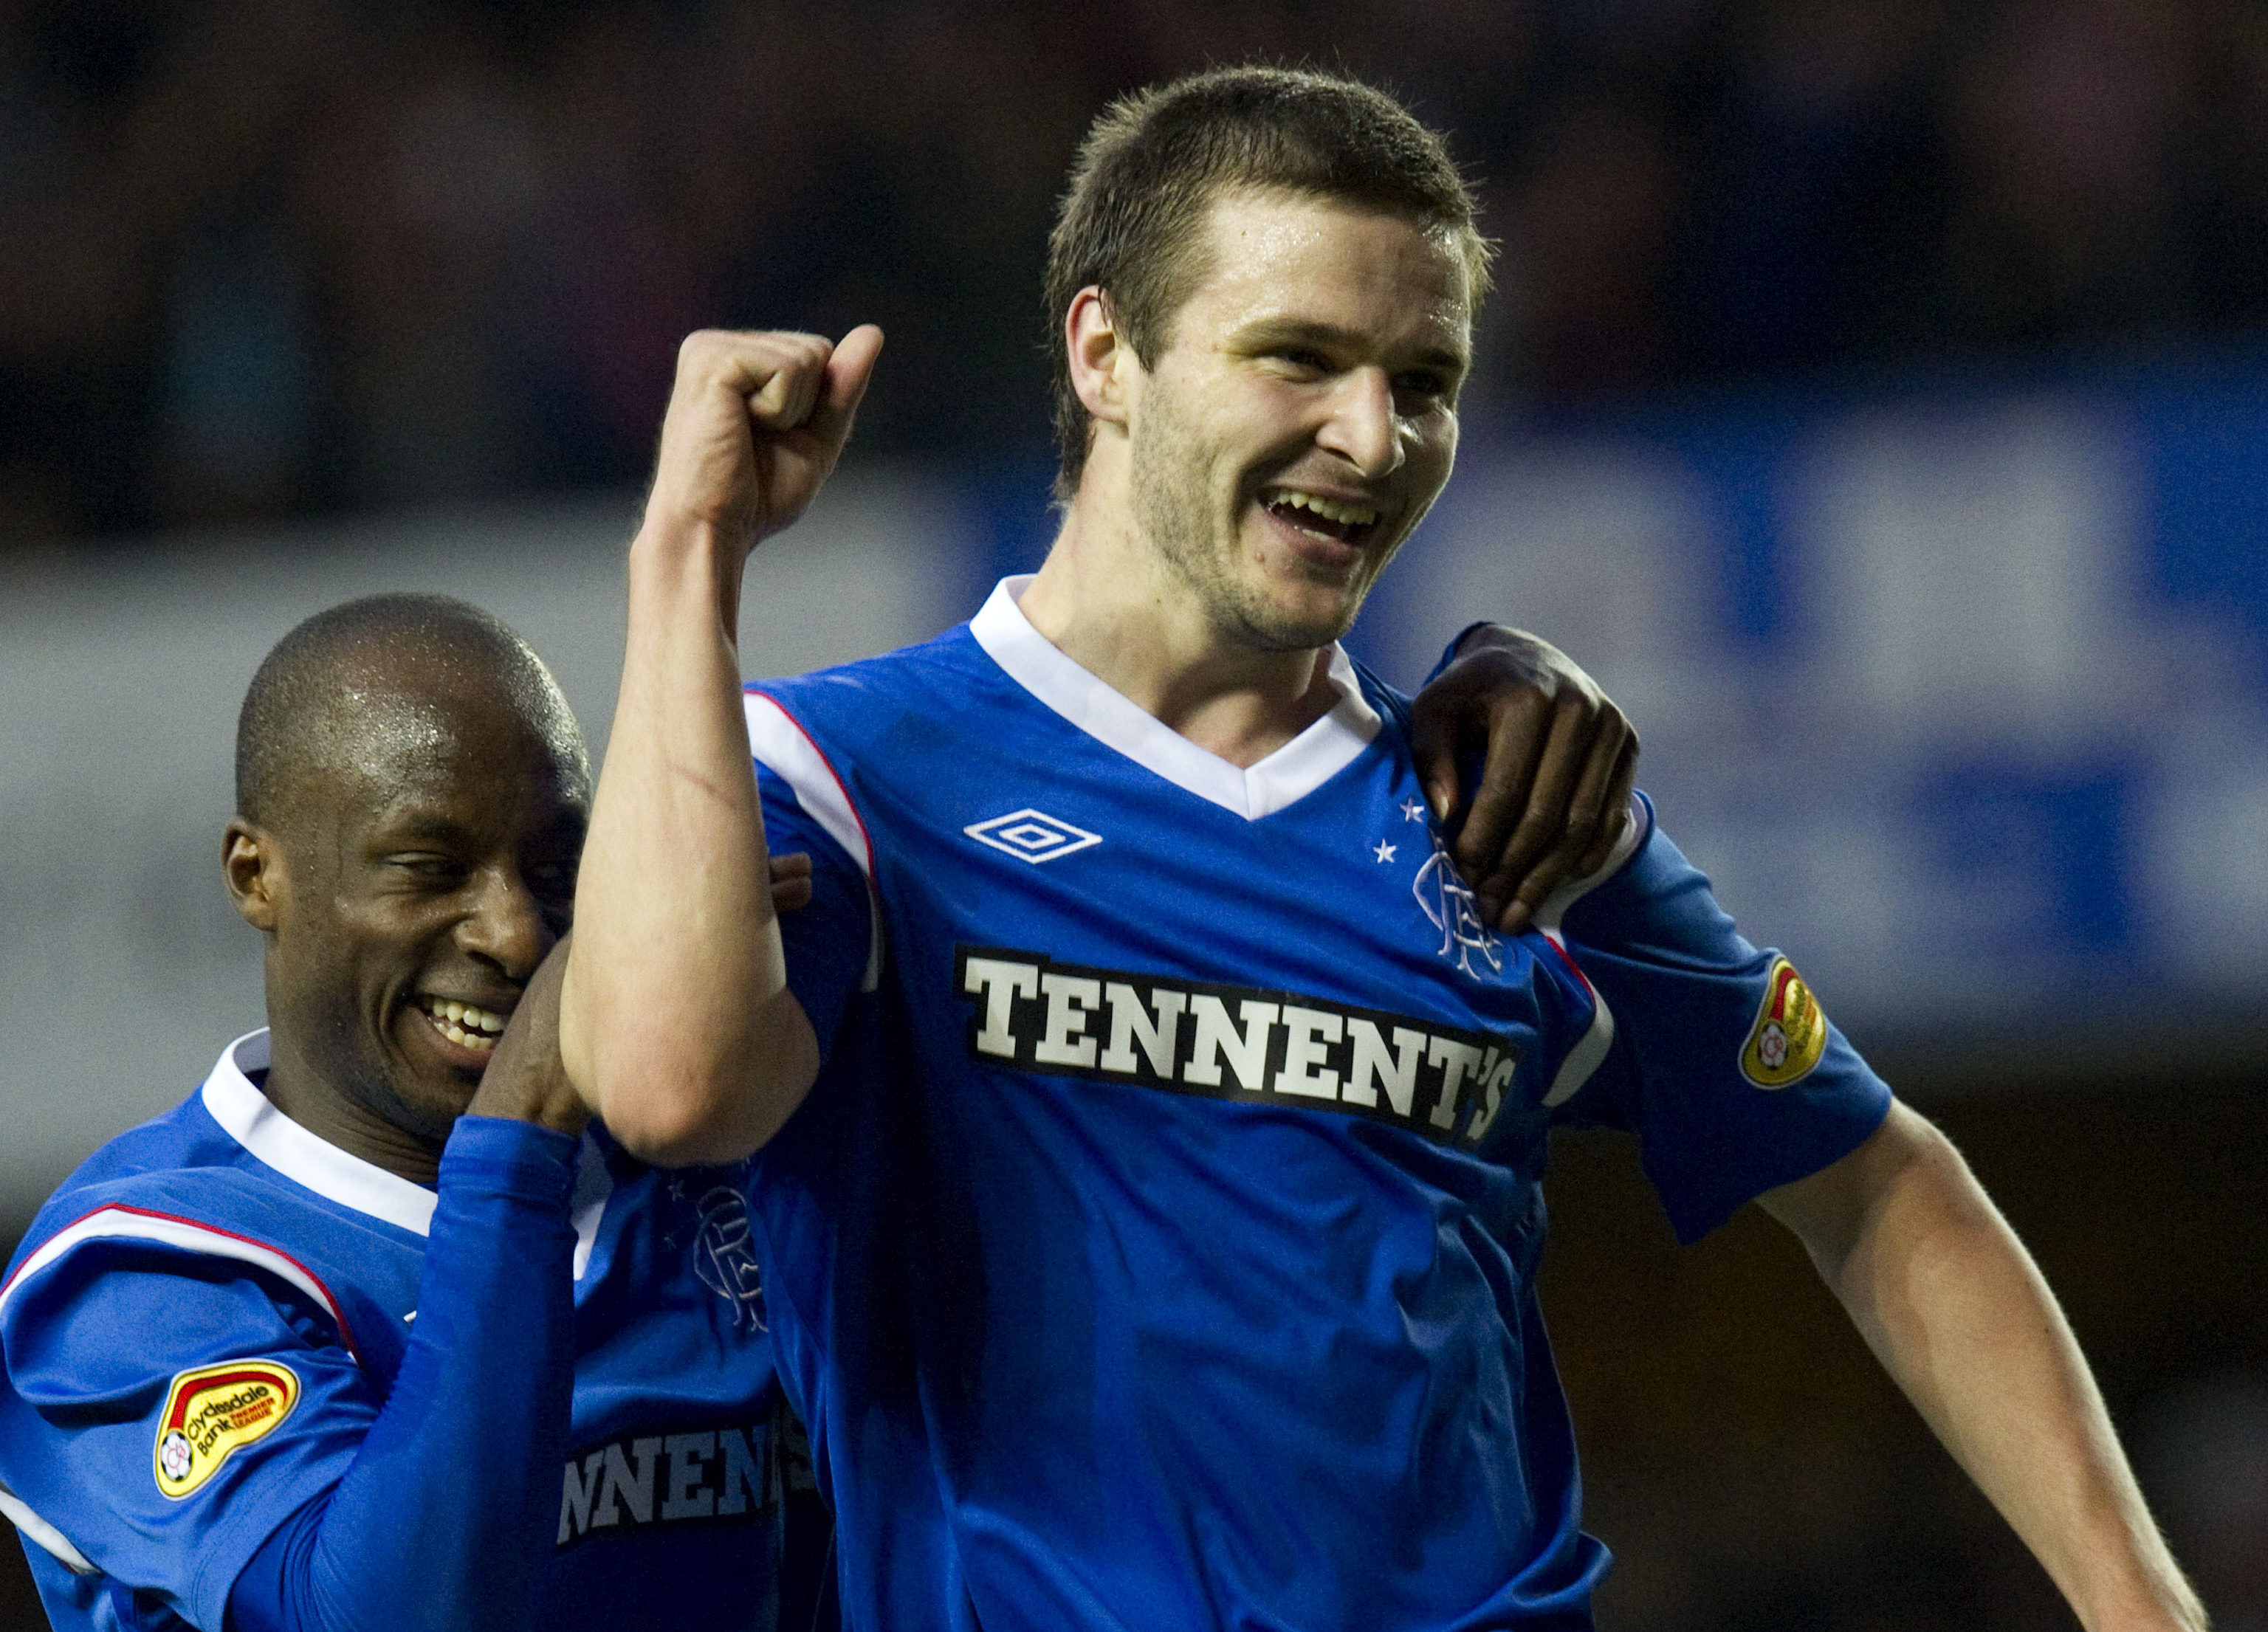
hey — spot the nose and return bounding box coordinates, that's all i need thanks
[1316,365,1406,481]
[458,864,555,982]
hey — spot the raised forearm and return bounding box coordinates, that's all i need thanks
[560,517,817,1164]
[561,327,876,1165]
[1773,1107,2203,1631]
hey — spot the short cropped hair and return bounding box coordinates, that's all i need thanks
[1044,64,1492,500]
[236,593,588,830]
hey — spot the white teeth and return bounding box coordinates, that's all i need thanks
[439,1017,496,1051]
[438,1017,498,1052]
[1270,490,1380,527]
[422,997,508,1046]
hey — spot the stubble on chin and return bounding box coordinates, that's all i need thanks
[1129,388,1358,654]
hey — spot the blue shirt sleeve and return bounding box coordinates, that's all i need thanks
[1,1230,384,1623]
[0,1117,578,1632]
[756,760,874,1064]
[1552,796,1894,1244]
[221,1117,579,1632]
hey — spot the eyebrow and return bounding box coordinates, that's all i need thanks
[1230,317,1468,378]
[369,808,585,850]
[371,813,476,848]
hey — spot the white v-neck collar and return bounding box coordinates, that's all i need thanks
[969,575,1382,820]
[200,1030,439,1237]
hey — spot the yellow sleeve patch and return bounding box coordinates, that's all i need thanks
[1739,957,1829,1088]
[154,1358,300,1499]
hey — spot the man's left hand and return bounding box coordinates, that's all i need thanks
[1409,625,1638,934]
[471,939,588,1137]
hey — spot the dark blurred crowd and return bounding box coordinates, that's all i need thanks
[4,0,2268,544]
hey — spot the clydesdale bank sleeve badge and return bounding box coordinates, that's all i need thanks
[1740,957,1829,1089]
[154,1358,300,1498]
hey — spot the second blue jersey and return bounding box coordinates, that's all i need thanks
[0,1032,808,1632]
[743,579,1891,1632]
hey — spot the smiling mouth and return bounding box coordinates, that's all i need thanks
[415,996,509,1055]
[1262,488,1383,545]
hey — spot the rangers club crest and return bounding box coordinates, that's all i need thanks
[1412,841,1504,979]
[680,1180,767,1330]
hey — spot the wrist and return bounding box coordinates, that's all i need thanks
[2076,1575,2210,1632]
[2059,1523,2210,1632]
[439,1114,582,1199]
[630,508,732,577]
[1448,619,1505,660]
[464,1077,591,1139]
[628,512,745,641]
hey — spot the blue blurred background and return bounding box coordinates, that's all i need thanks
[3,1,2264,1627]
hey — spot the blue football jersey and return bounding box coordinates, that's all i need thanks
[740,578,1892,1632]
[0,1031,807,1632]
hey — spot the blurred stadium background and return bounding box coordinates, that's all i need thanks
[4,1,2265,1627]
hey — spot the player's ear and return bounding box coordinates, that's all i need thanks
[224,819,286,932]
[1067,286,1132,429]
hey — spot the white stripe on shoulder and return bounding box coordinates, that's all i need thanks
[743,692,873,877]
[0,1478,94,1575]
[200,1031,436,1237]
[0,1204,362,1362]
[1532,793,1653,935]
[743,690,884,992]
[1533,794,1651,1108]
[1539,937,1617,1109]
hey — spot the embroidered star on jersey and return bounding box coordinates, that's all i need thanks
[1373,840,1397,863]
[735,586,1898,1632]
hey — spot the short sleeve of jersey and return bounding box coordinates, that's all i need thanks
[0,1237,376,1628]
[754,760,873,1061]
[1553,797,1893,1244]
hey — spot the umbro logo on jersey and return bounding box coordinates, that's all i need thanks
[963,808,1102,864]
[956,946,1525,1147]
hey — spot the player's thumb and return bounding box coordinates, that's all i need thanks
[810,324,884,447]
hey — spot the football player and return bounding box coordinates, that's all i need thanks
[564,65,2202,1632]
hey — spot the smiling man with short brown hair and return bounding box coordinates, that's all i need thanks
[566,65,2202,1632]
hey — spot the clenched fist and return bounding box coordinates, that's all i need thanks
[644,325,885,552]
